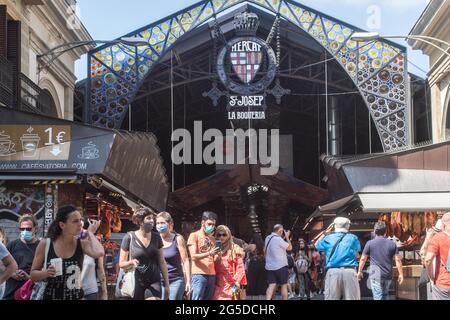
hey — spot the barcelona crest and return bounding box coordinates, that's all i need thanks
[230,40,263,84]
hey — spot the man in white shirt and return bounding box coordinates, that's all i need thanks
[264,224,292,300]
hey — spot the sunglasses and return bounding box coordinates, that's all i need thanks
[217,233,227,237]
[20,228,33,231]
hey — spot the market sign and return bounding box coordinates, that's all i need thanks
[204,12,290,120]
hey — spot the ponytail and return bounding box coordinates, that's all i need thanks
[47,205,77,241]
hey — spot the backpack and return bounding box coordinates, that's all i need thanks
[295,255,309,274]
[287,254,295,269]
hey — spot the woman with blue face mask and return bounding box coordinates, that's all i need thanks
[156,212,191,300]
[3,215,39,300]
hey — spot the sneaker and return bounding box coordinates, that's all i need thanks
[288,293,295,300]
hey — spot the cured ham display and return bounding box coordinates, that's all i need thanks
[378,212,437,246]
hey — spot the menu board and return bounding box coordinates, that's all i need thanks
[0,125,71,161]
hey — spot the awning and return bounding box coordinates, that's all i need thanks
[321,141,450,200]
[311,192,450,217]
[0,169,78,181]
[0,108,169,211]
[357,192,450,212]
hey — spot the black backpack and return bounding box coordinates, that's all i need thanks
[287,254,295,269]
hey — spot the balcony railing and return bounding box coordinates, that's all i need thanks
[0,54,13,107]
[19,73,56,116]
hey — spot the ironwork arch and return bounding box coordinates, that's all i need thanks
[87,0,410,152]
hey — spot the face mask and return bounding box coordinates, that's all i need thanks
[143,223,154,233]
[21,230,33,242]
[156,224,168,234]
[204,226,215,235]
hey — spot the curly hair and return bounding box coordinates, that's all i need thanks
[132,207,155,225]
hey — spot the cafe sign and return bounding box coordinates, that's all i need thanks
[0,124,115,174]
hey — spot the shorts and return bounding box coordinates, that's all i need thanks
[266,267,289,285]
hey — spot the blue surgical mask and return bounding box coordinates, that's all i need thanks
[156,224,168,234]
[204,226,215,235]
[20,230,33,242]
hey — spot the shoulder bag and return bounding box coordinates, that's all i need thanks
[29,238,51,300]
[326,233,347,268]
[115,232,136,298]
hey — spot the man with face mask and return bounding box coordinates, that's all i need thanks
[3,214,39,300]
[187,211,220,300]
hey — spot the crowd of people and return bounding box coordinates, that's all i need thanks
[0,207,449,301]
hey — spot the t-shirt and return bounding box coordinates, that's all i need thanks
[187,230,216,276]
[316,232,361,269]
[4,239,39,300]
[264,233,289,271]
[362,236,399,280]
[121,231,163,285]
[0,242,9,261]
[44,239,84,300]
[428,232,450,290]
[81,255,98,296]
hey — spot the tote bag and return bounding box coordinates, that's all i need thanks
[115,233,136,298]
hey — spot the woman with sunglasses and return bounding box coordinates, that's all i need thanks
[3,215,40,300]
[212,225,246,300]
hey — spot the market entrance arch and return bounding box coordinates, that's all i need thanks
[87,0,410,152]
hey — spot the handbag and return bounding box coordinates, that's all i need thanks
[115,232,136,298]
[418,267,430,288]
[14,279,34,301]
[30,238,51,300]
[15,239,50,301]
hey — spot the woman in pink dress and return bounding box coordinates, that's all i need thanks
[213,225,246,300]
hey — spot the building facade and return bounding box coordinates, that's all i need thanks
[0,0,92,119]
[409,0,450,141]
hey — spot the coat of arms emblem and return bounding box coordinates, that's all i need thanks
[230,40,263,84]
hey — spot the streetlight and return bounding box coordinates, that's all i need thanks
[37,37,150,73]
[350,32,450,59]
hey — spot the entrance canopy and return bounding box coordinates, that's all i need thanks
[0,108,169,211]
[87,0,410,152]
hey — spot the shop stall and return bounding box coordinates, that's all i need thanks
[316,142,450,300]
[0,109,169,271]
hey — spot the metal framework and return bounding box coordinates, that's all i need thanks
[87,0,410,152]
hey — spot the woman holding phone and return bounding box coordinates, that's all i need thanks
[212,225,246,300]
[31,205,104,300]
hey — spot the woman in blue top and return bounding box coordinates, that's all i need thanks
[156,212,191,300]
